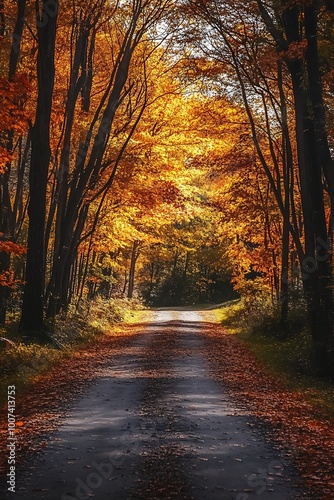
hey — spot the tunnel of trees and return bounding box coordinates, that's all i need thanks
[1,0,334,377]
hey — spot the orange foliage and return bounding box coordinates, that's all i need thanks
[0,271,23,288]
[0,235,26,256]
[280,40,308,61]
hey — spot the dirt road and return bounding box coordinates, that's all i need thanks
[2,311,301,499]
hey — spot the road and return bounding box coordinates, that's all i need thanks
[3,311,301,499]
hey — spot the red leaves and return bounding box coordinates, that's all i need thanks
[0,271,23,288]
[0,74,30,173]
[0,75,31,134]
[203,326,334,499]
[0,236,27,287]
[280,40,308,62]
[0,236,26,256]
[0,146,14,174]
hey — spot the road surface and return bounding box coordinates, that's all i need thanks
[2,311,301,499]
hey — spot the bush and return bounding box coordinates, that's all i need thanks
[0,296,144,406]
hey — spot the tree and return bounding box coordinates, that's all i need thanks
[19,0,58,335]
[45,0,175,317]
[255,0,334,375]
[185,0,334,376]
[0,0,30,324]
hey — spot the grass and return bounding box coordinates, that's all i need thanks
[0,297,144,407]
[212,299,334,420]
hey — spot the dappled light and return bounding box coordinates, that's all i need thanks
[0,313,305,498]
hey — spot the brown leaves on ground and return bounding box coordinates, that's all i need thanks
[1,320,334,499]
[201,324,334,500]
[0,326,140,475]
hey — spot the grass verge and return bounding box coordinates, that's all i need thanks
[212,299,334,420]
[0,297,145,407]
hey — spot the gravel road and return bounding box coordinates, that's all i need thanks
[2,310,301,500]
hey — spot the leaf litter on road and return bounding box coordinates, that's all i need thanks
[201,323,334,499]
[1,317,333,499]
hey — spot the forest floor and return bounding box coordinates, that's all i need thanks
[0,309,333,499]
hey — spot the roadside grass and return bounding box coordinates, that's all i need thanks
[0,297,144,407]
[213,300,334,420]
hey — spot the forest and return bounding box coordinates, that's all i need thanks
[1,0,334,379]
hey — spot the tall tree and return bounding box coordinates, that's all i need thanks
[256,0,334,375]
[20,0,58,334]
[186,0,334,376]
[46,0,174,317]
[0,0,27,323]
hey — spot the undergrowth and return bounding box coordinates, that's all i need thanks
[0,297,143,406]
[214,299,334,419]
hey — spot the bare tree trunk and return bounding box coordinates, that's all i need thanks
[283,5,333,376]
[278,61,291,329]
[20,0,58,335]
[9,0,26,80]
[254,0,334,376]
[128,240,140,299]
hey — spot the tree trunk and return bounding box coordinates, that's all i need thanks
[128,240,140,299]
[9,0,26,81]
[278,61,291,329]
[284,7,333,376]
[19,0,58,334]
[304,3,334,373]
[46,44,134,316]
[257,0,334,376]
[304,3,334,203]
